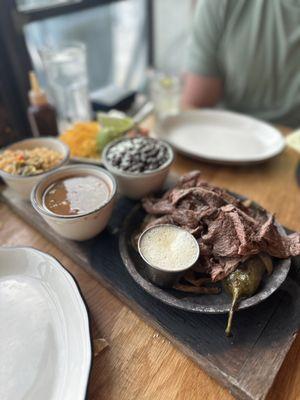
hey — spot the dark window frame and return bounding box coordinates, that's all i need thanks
[0,0,154,139]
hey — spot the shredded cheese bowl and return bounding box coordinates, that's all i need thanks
[60,122,100,159]
[0,137,69,200]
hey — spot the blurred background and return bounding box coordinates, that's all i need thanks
[0,0,195,146]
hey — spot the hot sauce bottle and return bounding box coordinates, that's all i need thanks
[27,71,59,137]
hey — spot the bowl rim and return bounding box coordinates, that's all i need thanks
[31,164,117,220]
[102,137,174,177]
[138,224,200,274]
[0,137,70,180]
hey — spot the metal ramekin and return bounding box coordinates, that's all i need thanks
[138,224,200,288]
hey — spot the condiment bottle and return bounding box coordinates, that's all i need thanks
[27,71,59,137]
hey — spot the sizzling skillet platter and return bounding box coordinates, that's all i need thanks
[119,171,299,334]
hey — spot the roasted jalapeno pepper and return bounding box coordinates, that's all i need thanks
[223,256,266,336]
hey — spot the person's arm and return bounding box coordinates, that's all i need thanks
[182,73,223,109]
[182,0,227,109]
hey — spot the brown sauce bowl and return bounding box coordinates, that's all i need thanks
[31,164,116,241]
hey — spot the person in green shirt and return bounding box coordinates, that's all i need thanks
[182,0,300,127]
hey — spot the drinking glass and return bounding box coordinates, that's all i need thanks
[150,72,181,121]
[41,42,91,132]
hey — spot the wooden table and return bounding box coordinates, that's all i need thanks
[0,123,299,400]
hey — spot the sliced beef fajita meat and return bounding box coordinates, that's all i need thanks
[210,256,249,282]
[258,215,300,258]
[201,204,264,258]
[177,170,203,188]
[141,170,300,281]
[142,197,175,215]
[193,254,248,282]
[170,187,227,209]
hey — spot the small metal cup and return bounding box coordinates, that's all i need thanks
[138,224,200,288]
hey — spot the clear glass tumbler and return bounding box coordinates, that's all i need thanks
[41,42,91,132]
[150,72,181,121]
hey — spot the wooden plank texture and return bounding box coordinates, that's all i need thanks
[1,187,299,400]
[1,122,300,400]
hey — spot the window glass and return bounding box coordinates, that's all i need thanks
[153,0,195,73]
[16,0,80,12]
[23,0,147,92]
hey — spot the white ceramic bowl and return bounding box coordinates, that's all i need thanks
[31,164,116,241]
[0,137,70,199]
[102,137,174,199]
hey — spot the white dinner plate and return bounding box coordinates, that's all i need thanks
[0,247,91,400]
[155,109,285,164]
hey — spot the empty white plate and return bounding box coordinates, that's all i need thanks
[155,109,285,164]
[0,247,91,400]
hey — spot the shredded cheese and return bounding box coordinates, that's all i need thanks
[60,122,100,159]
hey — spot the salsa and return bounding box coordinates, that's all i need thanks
[43,175,110,216]
[0,147,63,176]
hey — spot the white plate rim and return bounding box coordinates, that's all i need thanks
[155,109,285,164]
[0,246,92,400]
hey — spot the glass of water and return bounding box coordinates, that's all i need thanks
[150,72,181,121]
[41,42,91,132]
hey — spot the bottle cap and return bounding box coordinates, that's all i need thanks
[28,71,48,106]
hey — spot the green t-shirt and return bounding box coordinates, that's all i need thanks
[187,0,300,127]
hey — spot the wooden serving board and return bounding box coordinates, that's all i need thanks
[1,187,300,400]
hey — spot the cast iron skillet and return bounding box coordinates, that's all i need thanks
[119,200,291,314]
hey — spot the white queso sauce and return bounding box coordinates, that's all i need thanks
[43,175,110,216]
[139,225,199,271]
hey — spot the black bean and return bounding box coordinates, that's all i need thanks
[143,145,153,153]
[107,138,169,173]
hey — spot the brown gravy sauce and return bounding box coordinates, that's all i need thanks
[43,175,110,216]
